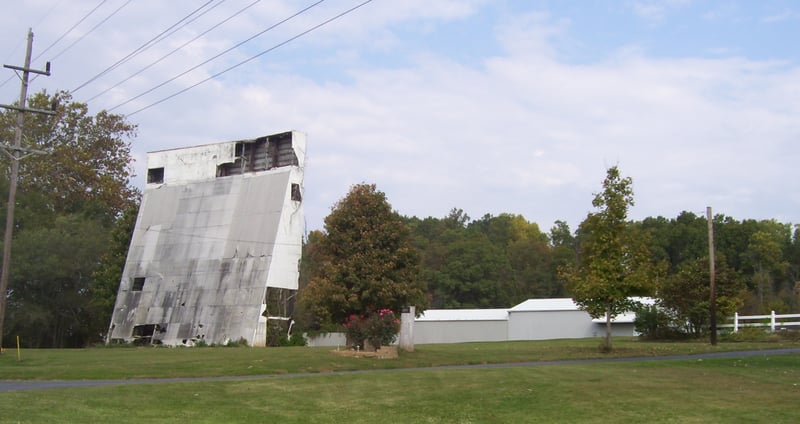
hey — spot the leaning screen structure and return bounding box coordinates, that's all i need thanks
[107,131,306,347]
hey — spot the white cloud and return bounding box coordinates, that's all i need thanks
[3,1,799,231]
[631,0,693,23]
[761,10,798,23]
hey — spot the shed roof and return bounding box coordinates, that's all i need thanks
[508,298,579,312]
[416,309,508,322]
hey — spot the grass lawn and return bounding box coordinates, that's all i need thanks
[1,337,799,380]
[0,338,799,423]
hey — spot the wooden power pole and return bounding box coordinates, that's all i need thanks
[707,206,717,346]
[0,29,54,350]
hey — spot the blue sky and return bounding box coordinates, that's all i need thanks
[2,1,799,233]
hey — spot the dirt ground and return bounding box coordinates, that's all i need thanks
[331,346,398,359]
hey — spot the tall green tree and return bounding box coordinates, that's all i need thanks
[659,256,745,336]
[89,202,139,339]
[299,184,427,331]
[561,166,662,351]
[6,214,110,347]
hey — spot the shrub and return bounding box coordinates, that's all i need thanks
[223,337,249,347]
[278,333,307,347]
[634,304,688,340]
[344,309,400,351]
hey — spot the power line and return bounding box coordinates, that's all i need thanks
[136,0,230,57]
[108,0,326,112]
[0,0,67,89]
[2,0,64,64]
[71,0,216,93]
[48,0,135,62]
[137,225,301,248]
[111,0,337,114]
[125,0,374,117]
[33,0,109,62]
[85,0,260,103]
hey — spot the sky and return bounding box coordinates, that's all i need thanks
[1,0,798,234]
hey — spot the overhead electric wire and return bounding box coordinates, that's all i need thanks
[48,0,134,62]
[123,0,375,117]
[0,0,67,89]
[85,0,260,103]
[77,0,230,88]
[2,0,64,64]
[137,0,230,56]
[33,0,108,62]
[108,0,330,113]
[71,0,216,93]
[137,226,301,247]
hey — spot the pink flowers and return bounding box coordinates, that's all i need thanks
[343,309,400,351]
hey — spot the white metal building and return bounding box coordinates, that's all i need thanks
[507,298,646,340]
[413,309,509,344]
[107,131,306,347]
[307,298,652,346]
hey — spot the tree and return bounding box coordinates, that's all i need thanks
[659,256,745,336]
[1,90,139,219]
[1,90,138,347]
[508,235,560,298]
[90,202,140,340]
[436,231,515,308]
[299,184,427,347]
[5,214,110,347]
[561,166,661,352]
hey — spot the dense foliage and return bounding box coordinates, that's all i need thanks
[299,184,427,345]
[299,203,799,339]
[1,90,139,347]
[405,209,566,309]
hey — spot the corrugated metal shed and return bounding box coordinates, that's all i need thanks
[416,309,509,322]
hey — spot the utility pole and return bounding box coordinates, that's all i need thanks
[707,206,717,346]
[0,29,54,350]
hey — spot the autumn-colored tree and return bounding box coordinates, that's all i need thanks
[1,90,139,347]
[561,166,663,352]
[299,184,427,344]
[1,90,139,219]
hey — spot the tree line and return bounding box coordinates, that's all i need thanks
[299,181,800,338]
[400,208,798,316]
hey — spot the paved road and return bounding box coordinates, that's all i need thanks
[2,348,799,392]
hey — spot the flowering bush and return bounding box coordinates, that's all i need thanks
[343,309,400,351]
[343,314,367,349]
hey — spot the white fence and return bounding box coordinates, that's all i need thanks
[719,311,800,332]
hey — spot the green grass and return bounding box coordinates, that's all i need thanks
[1,338,799,423]
[1,337,798,380]
[0,353,798,423]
